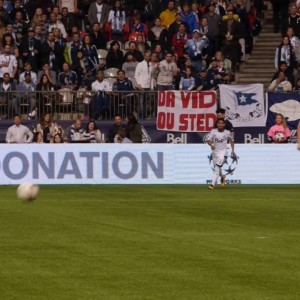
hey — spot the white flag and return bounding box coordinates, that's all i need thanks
[219,84,266,127]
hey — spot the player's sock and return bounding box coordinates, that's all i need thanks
[212,165,221,186]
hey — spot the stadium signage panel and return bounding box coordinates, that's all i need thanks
[156,91,217,132]
[0,144,299,184]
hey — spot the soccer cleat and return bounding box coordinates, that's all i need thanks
[221,176,226,187]
[208,185,214,190]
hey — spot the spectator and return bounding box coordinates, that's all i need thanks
[135,34,150,55]
[0,73,17,119]
[0,44,18,80]
[53,133,63,143]
[195,67,213,91]
[19,62,37,84]
[34,24,46,44]
[41,32,65,73]
[268,71,293,92]
[112,69,135,116]
[134,51,152,118]
[90,22,106,50]
[153,51,178,90]
[108,0,126,42]
[68,118,84,142]
[148,17,168,51]
[140,0,159,27]
[159,0,177,29]
[31,7,43,28]
[114,128,133,143]
[12,11,27,42]
[271,61,294,88]
[125,113,142,143]
[83,120,102,143]
[172,23,191,68]
[286,27,300,64]
[36,74,56,116]
[91,70,111,120]
[180,3,198,33]
[267,113,291,143]
[205,0,226,16]
[5,114,33,143]
[32,131,44,143]
[16,72,36,119]
[122,54,138,79]
[282,4,300,36]
[168,12,190,48]
[88,0,110,29]
[191,3,201,25]
[294,78,300,91]
[179,66,195,90]
[207,57,225,88]
[69,32,83,66]
[275,35,296,70]
[220,9,241,72]
[185,29,208,73]
[82,34,99,77]
[19,27,41,71]
[37,63,57,86]
[2,33,19,58]
[36,113,56,143]
[108,113,125,142]
[58,62,78,89]
[124,41,144,62]
[106,40,124,69]
[48,12,67,38]
[60,7,76,35]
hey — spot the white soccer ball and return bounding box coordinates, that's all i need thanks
[274,132,286,143]
[16,183,39,201]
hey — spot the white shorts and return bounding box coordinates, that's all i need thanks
[212,151,227,167]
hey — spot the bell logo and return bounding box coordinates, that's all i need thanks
[167,133,187,144]
[244,134,265,144]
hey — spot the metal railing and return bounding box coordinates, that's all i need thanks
[0,90,158,121]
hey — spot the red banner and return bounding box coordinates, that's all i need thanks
[156,91,217,132]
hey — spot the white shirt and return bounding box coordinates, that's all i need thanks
[48,21,67,38]
[92,79,111,92]
[135,60,152,89]
[19,71,38,84]
[207,128,232,154]
[6,124,34,143]
[0,54,17,78]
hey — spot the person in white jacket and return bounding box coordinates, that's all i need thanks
[134,51,152,119]
[268,71,292,92]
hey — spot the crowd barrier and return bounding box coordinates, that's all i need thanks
[0,90,158,121]
[1,144,299,185]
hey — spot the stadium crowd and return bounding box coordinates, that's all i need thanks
[269,1,300,91]
[0,0,264,122]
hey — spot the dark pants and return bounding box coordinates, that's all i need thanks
[91,92,109,120]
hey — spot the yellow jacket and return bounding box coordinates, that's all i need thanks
[159,9,177,28]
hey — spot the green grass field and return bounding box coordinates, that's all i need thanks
[1,185,300,300]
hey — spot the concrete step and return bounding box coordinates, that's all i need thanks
[237,74,272,80]
[249,55,275,61]
[258,32,281,38]
[254,42,280,47]
[237,77,271,84]
[246,58,275,64]
[240,67,276,73]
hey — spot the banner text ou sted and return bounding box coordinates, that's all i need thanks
[156,91,217,132]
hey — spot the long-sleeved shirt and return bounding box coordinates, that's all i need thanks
[6,124,33,143]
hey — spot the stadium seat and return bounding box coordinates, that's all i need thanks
[97,49,108,59]
[105,68,119,78]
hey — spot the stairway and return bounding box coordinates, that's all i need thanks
[235,9,282,88]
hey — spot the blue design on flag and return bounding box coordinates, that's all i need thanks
[234,92,258,106]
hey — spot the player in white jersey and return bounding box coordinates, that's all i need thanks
[206,118,235,189]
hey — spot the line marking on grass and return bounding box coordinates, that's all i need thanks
[257,236,268,239]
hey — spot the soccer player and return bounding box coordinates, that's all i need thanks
[206,118,235,190]
[214,108,234,137]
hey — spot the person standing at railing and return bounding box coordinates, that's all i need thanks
[152,51,178,91]
[16,72,37,120]
[0,73,17,119]
[0,44,18,81]
[91,70,111,120]
[5,114,33,144]
[112,69,135,117]
[134,51,152,119]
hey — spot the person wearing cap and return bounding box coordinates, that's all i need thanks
[19,28,41,72]
[180,3,198,33]
[184,28,209,73]
[16,71,37,120]
[195,67,213,91]
[215,108,234,134]
[159,0,177,29]
[19,62,37,84]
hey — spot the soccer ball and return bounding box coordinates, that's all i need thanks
[274,133,286,143]
[16,183,39,201]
